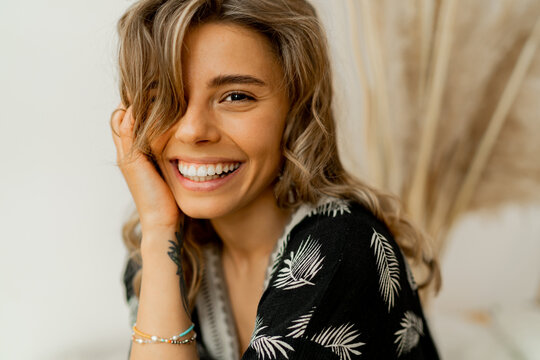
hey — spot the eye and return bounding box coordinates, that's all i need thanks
[222,92,255,102]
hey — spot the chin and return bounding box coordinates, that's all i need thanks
[176,196,238,220]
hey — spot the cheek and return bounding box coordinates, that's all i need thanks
[233,115,285,165]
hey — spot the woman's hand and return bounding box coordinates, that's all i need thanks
[110,106,180,235]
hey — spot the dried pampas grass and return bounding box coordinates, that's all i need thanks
[345,0,540,296]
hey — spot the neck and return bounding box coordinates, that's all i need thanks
[210,189,292,265]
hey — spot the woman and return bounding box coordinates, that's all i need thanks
[111,0,440,359]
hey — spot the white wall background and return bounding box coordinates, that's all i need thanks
[0,1,134,358]
[0,1,538,359]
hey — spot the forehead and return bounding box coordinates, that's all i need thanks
[181,22,282,88]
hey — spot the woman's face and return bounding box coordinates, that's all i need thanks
[151,22,289,220]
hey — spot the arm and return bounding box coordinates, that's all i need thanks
[111,106,200,359]
[130,227,198,359]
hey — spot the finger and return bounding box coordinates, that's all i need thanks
[111,107,126,158]
[119,107,137,158]
[110,106,128,162]
[110,106,126,139]
[119,106,135,138]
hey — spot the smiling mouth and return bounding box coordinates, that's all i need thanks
[176,161,242,182]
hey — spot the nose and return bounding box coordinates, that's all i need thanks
[173,102,220,145]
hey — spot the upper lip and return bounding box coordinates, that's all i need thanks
[170,156,244,164]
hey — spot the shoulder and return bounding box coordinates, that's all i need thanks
[268,197,413,297]
[294,197,390,240]
[287,198,400,268]
[262,198,380,301]
[253,198,440,359]
[282,197,420,313]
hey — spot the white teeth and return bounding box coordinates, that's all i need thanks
[197,165,207,177]
[178,161,240,180]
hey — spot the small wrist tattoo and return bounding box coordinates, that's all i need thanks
[167,231,191,318]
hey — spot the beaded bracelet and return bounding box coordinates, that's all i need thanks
[132,323,196,344]
[132,332,197,345]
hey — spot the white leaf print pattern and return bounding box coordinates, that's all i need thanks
[307,199,351,218]
[270,234,290,277]
[274,236,325,290]
[311,323,365,360]
[370,228,401,312]
[286,307,316,338]
[250,316,294,359]
[394,311,424,356]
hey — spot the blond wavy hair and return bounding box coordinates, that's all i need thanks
[116,0,440,308]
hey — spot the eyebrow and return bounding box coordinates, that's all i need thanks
[208,74,267,88]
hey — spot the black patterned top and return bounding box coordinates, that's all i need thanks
[124,198,440,359]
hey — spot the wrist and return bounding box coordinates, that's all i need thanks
[140,226,181,257]
[140,217,180,234]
